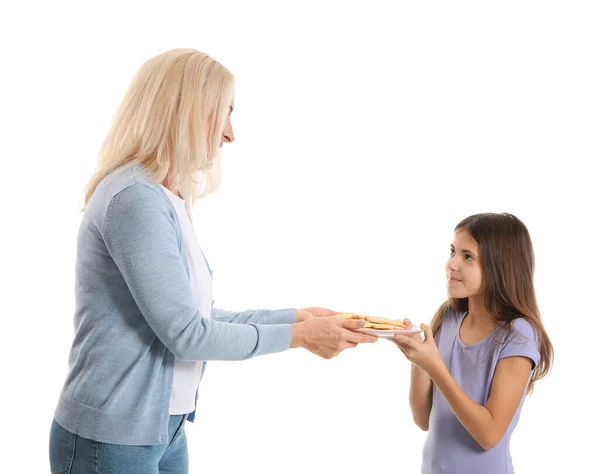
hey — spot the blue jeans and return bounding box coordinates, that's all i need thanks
[49,415,188,473]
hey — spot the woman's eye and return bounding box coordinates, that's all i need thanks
[465,254,473,261]
[450,249,455,256]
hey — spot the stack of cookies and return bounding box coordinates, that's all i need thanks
[336,313,407,330]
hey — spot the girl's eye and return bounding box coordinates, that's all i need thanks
[465,254,473,261]
[450,248,455,256]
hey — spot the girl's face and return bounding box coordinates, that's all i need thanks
[446,229,484,299]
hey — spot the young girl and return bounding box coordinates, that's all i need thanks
[394,213,553,474]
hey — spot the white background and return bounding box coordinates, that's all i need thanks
[1,1,599,472]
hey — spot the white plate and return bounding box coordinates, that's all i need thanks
[355,327,424,339]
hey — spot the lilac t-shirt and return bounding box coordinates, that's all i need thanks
[422,310,541,474]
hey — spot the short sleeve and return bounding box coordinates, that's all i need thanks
[498,318,541,370]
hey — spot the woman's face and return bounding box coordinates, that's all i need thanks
[220,98,235,147]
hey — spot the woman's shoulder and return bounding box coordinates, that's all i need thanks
[103,164,163,199]
[90,165,169,210]
[86,164,175,231]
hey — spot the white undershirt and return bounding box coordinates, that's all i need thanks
[160,186,213,415]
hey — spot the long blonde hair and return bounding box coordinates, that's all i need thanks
[83,48,234,210]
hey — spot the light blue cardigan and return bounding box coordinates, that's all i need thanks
[54,164,296,445]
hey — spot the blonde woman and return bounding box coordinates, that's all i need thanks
[49,49,375,474]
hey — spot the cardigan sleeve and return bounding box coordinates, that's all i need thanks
[102,184,292,361]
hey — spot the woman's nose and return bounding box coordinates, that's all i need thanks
[222,123,234,144]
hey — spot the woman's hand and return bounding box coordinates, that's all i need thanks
[295,307,341,322]
[393,323,444,374]
[290,317,377,359]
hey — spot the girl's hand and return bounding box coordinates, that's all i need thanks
[395,319,422,340]
[394,323,444,375]
[390,319,422,349]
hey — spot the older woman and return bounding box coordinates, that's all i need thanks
[49,48,375,474]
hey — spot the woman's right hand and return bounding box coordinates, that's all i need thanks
[290,317,377,359]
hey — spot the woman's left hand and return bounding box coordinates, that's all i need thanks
[394,324,444,375]
[295,307,340,322]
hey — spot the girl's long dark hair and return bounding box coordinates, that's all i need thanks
[431,213,553,393]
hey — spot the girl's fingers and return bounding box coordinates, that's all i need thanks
[421,323,434,343]
[395,335,412,346]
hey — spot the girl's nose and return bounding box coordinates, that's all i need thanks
[447,257,459,271]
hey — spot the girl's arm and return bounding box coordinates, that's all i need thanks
[409,364,433,431]
[395,324,535,450]
[428,355,533,450]
[393,319,433,430]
